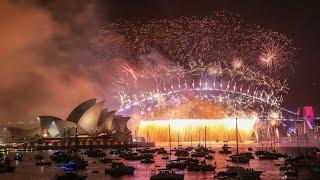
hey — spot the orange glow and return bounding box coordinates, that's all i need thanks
[138,118,257,142]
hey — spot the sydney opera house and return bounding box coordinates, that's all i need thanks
[37,99,131,141]
[0,99,132,145]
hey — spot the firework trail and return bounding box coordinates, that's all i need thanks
[94,12,295,113]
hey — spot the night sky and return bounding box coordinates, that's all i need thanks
[0,0,319,126]
[101,0,320,111]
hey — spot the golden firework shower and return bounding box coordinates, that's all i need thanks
[134,99,258,142]
[138,119,257,142]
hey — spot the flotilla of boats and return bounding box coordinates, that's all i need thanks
[2,142,320,179]
[0,119,258,179]
[3,119,320,179]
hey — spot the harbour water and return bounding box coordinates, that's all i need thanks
[0,142,316,180]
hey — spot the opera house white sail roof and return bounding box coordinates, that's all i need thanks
[37,99,131,137]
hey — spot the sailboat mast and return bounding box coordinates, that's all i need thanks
[204,126,207,149]
[273,127,276,153]
[272,129,274,152]
[169,124,171,160]
[236,118,239,155]
[147,130,150,148]
[199,129,201,144]
[268,126,272,152]
[296,122,300,155]
[178,132,180,148]
[235,117,240,168]
[305,124,309,156]
[226,130,228,142]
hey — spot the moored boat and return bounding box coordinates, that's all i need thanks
[105,162,135,176]
[162,155,169,160]
[157,148,168,154]
[52,172,86,180]
[99,157,113,164]
[150,169,184,180]
[219,144,232,154]
[35,154,44,161]
[205,154,214,160]
[84,149,106,157]
[36,160,52,166]
[0,163,15,173]
[216,166,262,179]
[141,158,155,164]
[14,153,23,161]
[187,161,216,172]
[166,160,187,170]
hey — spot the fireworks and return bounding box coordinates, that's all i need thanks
[138,118,257,142]
[259,50,276,67]
[207,62,223,77]
[231,58,243,70]
[93,12,295,117]
[122,63,139,81]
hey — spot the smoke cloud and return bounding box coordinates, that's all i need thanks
[0,1,111,127]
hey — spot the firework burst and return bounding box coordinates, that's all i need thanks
[94,12,295,114]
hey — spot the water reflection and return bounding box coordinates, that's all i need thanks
[0,143,313,180]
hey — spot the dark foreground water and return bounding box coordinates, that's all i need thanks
[0,142,316,180]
